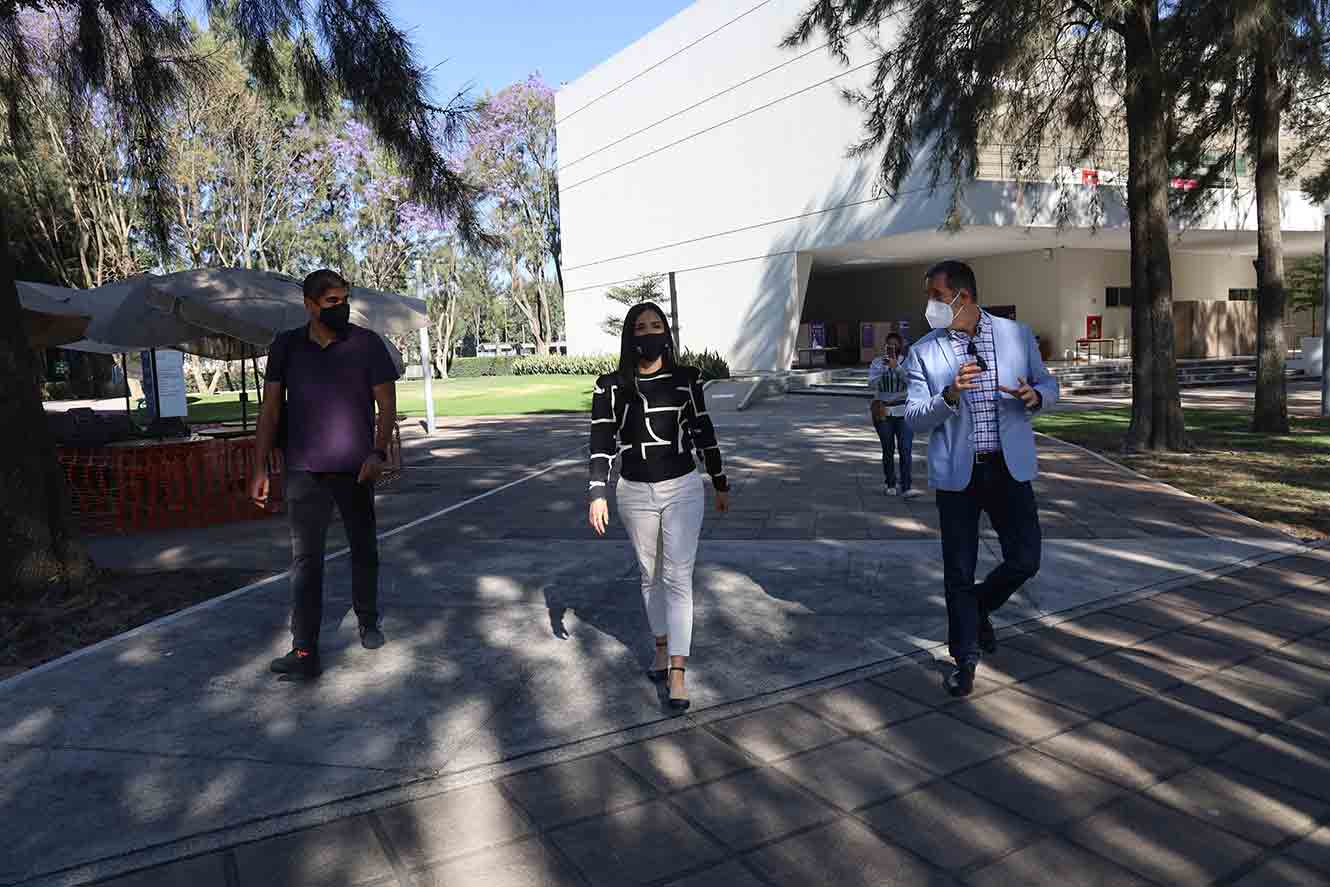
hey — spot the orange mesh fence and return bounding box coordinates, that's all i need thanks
[58,427,402,535]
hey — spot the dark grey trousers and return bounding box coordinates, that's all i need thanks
[286,470,379,650]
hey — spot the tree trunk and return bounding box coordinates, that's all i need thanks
[1251,29,1289,433]
[1122,0,1187,452]
[0,200,94,599]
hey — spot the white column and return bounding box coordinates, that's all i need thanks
[420,326,436,434]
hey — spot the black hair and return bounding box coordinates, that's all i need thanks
[885,331,908,354]
[925,260,979,301]
[303,268,350,302]
[617,301,677,380]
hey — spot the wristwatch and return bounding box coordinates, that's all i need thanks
[372,448,388,461]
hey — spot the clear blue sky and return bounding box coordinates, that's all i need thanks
[385,1,694,98]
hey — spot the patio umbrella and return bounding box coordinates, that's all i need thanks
[141,268,429,344]
[17,282,92,347]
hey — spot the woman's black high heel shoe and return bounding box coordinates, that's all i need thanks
[647,639,668,682]
[668,666,690,711]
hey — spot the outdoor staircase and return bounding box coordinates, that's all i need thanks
[789,356,1308,399]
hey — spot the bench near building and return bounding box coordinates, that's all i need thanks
[556,0,1325,374]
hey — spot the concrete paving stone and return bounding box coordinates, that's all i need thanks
[1067,795,1263,885]
[1015,666,1146,717]
[1102,696,1259,755]
[1078,648,1202,692]
[97,853,229,887]
[1100,599,1213,631]
[1150,585,1253,614]
[710,703,847,763]
[1288,826,1330,875]
[953,748,1127,827]
[1056,612,1165,647]
[964,836,1151,887]
[1163,671,1318,727]
[872,662,1004,705]
[611,727,754,793]
[1272,704,1330,745]
[869,712,1018,775]
[1219,732,1330,802]
[858,780,1041,872]
[1231,855,1330,887]
[1226,601,1329,638]
[975,648,1063,685]
[498,753,653,830]
[1270,636,1330,670]
[1143,764,1328,847]
[659,860,770,887]
[233,815,396,887]
[774,738,935,811]
[1256,559,1330,585]
[1178,615,1301,652]
[1185,572,1297,601]
[669,766,838,850]
[748,817,960,887]
[376,783,534,869]
[547,800,723,887]
[409,836,582,887]
[1034,720,1193,789]
[1005,629,1118,665]
[948,688,1091,744]
[1131,629,1256,671]
[1223,655,1330,700]
[1267,589,1330,620]
[795,680,929,733]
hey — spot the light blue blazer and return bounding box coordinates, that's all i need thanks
[903,315,1059,491]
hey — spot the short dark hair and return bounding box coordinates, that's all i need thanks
[926,260,978,300]
[303,269,349,302]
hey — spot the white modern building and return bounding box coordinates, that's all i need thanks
[556,0,1324,373]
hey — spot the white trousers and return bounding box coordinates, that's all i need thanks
[615,471,706,657]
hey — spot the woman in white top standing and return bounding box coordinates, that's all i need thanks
[587,302,730,711]
[869,331,920,498]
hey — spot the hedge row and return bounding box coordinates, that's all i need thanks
[449,356,518,378]
[512,354,618,376]
[505,350,732,380]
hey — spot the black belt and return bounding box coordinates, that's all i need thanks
[975,451,1003,464]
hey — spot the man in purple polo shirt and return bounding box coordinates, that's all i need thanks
[250,269,400,679]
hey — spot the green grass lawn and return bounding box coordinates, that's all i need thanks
[152,375,596,425]
[1034,408,1330,541]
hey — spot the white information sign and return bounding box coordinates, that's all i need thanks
[152,349,189,418]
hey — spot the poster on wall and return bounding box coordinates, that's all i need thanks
[809,322,825,348]
[139,349,189,419]
[861,324,875,350]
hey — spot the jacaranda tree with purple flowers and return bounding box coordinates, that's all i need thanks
[467,75,562,354]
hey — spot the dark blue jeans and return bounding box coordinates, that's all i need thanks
[935,455,1041,665]
[287,470,379,651]
[873,413,914,491]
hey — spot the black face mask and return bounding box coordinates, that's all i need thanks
[634,332,671,362]
[319,302,351,333]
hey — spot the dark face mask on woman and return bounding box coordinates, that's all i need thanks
[320,302,351,333]
[634,332,671,362]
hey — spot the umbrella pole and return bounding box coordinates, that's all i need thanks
[149,348,162,437]
[121,353,133,427]
[251,350,262,407]
[240,350,249,433]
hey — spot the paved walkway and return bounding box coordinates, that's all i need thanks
[7,394,1320,886]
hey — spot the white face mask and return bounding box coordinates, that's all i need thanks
[925,292,960,330]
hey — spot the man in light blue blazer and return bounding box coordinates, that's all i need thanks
[904,260,1059,697]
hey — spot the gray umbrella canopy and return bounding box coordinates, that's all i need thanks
[142,269,429,347]
[16,282,92,347]
[22,269,426,359]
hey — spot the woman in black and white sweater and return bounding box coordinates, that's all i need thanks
[588,302,729,711]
